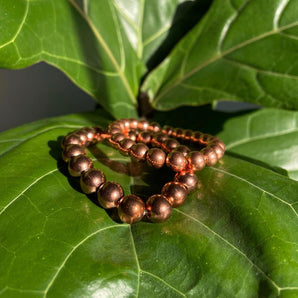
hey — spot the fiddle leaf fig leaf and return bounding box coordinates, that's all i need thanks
[142,0,298,111]
[218,108,298,180]
[0,111,297,297]
[0,0,205,118]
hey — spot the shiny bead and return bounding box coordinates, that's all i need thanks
[183,129,193,141]
[173,128,183,138]
[148,122,161,132]
[68,155,93,177]
[138,120,149,131]
[146,148,166,168]
[81,127,96,142]
[146,194,172,223]
[152,132,167,146]
[121,119,131,130]
[166,151,188,172]
[80,168,106,194]
[108,123,122,134]
[161,125,174,135]
[187,151,205,171]
[162,182,187,207]
[174,171,198,192]
[129,119,139,129]
[212,144,225,159]
[130,143,149,161]
[118,195,145,224]
[74,129,89,145]
[97,181,124,209]
[137,131,152,144]
[109,133,126,147]
[61,133,82,149]
[202,147,218,166]
[213,139,225,151]
[62,144,85,162]
[164,138,179,151]
[175,145,190,157]
[128,130,137,141]
[191,131,203,143]
[119,138,135,155]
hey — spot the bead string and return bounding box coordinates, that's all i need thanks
[61,119,225,224]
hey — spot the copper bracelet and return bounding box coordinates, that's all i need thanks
[61,119,225,224]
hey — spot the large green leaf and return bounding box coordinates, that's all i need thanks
[0,0,206,118]
[0,111,297,297]
[217,108,298,181]
[142,0,298,111]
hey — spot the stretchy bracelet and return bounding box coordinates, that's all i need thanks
[61,119,225,224]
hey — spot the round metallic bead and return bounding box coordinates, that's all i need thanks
[148,122,161,133]
[213,139,225,151]
[202,147,218,166]
[61,133,82,149]
[80,127,96,142]
[129,119,139,130]
[164,138,180,151]
[191,131,203,143]
[80,168,106,194]
[175,145,191,157]
[62,144,85,162]
[166,151,188,172]
[128,130,137,141]
[137,131,152,144]
[173,128,183,139]
[161,125,174,136]
[130,143,149,161]
[152,132,168,146]
[108,123,122,134]
[183,129,193,141]
[187,151,205,171]
[121,119,131,130]
[137,120,149,131]
[174,171,198,192]
[146,148,166,169]
[118,195,145,224]
[68,155,93,177]
[162,182,187,207]
[97,181,124,209]
[119,138,136,155]
[109,133,126,147]
[74,129,89,145]
[146,194,172,223]
[212,144,225,159]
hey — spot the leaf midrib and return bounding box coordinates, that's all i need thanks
[153,19,298,104]
[68,0,136,105]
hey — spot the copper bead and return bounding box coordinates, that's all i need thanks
[174,171,198,192]
[202,147,218,166]
[164,138,180,151]
[129,119,139,130]
[187,151,205,171]
[137,120,149,131]
[212,144,225,159]
[97,181,124,209]
[146,148,166,168]
[175,145,190,157]
[146,194,172,223]
[68,155,93,177]
[137,131,152,144]
[61,133,82,149]
[130,143,149,161]
[148,122,161,132]
[166,151,188,172]
[118,195,145,224]
[119,138,135,155]
[62,144,85,162]
[162,182,187,207]
[80,168,106,194]
[81,127,96,142]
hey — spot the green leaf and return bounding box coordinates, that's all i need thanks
[0,0,206,118]
[217,108,298,181]
[142,0,298,111]
[0,111,297,297]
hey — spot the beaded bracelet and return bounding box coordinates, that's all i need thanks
[61,119,225,224]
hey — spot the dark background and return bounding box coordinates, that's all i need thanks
[0,62,256,132]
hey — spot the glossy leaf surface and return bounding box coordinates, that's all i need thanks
[0,111,297,297]
[0,0,201,118]
[218,108,298,180]
[143,0,298,111]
